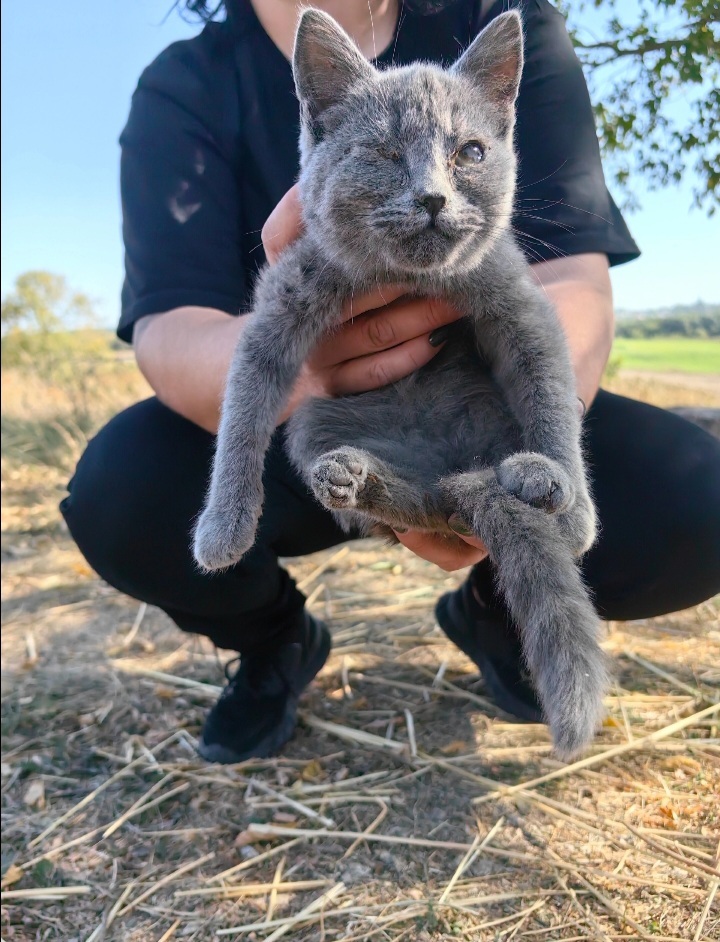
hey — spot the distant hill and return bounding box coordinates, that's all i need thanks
[616,301,720,321]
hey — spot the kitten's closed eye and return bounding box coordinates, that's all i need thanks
[454,141,486,166]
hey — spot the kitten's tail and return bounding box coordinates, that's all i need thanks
[442,472,608,760]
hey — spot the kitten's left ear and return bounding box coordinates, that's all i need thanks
[452,10,524,117]
[293,9,376,126]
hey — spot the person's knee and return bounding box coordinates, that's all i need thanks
[61,423,147,585]
[669,427,720,597]
[60,399,210,591]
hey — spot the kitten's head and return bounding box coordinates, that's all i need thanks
[293,9,523,277]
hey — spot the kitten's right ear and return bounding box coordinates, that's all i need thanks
[293,9,375,130]
[452,10,524,122]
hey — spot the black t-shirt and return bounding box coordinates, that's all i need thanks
[118,0,639,342]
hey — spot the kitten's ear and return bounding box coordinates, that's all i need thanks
[293,9,375,126]
[452,11,524,117]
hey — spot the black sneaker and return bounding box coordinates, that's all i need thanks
[198,613,331,763]
[435,565,543,723]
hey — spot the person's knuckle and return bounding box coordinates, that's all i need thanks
[261,226,279,262]
[426,297,452,329]
[365,315,396,349]
[406,347,429,371]
[368,359,393,387]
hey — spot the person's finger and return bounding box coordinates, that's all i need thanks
[314,296,460,368]
[326,333,446,395]
[337,283,409,323]
[393,529,489,572]
[262,185,303,264]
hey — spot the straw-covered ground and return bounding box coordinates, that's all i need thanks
[2,363,719,942]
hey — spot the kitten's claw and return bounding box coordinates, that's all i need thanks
[497,453,573,513]
[312,449,368,510]
[193,507,258,571]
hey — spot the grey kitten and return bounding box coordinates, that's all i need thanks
[194,9,608,759]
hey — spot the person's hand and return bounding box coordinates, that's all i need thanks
[263,186,461,422]
[393,519,489,572]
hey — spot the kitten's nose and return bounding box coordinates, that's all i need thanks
[417,193,446,221]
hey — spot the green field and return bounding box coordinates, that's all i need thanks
[610,336,720,374]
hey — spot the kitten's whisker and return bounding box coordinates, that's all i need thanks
[489,209,576,235]
[366,0,377,62]
[517,198,612,225]
[516,160,568,191]
[514,214,575,234]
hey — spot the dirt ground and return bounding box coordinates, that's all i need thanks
[2,369,719,941]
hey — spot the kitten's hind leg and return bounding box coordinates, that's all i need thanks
[311,447,434,530]
[442,469,608,759]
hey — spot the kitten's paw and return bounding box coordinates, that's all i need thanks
[311,450,368,510]
[558,491,597,557]
[497,453,573,513]
[193,506,258,572]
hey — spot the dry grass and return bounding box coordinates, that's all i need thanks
[2,360,719,941]
[1,361,151,473]
[603,371,720,409]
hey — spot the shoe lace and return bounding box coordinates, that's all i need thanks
[220,649,296,698]
[223,655,241,683]
[216,655,244,702]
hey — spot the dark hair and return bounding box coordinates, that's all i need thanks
[176,1,459,22]
[176,0,228,21]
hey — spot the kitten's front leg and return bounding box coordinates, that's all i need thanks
[194,247,341,571]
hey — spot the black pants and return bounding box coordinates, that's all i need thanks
[60,391,720,654]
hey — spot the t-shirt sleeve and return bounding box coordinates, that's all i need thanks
[118,40,246,342]
[505,0,640,266]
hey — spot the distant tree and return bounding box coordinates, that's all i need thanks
[559,0,719,214]
[1,271,99,369]
[1,271,94,339]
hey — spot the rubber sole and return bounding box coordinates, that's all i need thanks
[198,621,332,764]
[435,591,543,724]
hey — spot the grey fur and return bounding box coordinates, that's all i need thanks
[193,9,608,758]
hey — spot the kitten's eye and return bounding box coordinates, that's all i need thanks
[455,142,485,166]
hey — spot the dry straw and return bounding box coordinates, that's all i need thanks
[3,522,719,941]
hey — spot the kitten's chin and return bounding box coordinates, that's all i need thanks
[383,230,470,274]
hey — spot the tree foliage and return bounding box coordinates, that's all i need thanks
[1,271,94,336]
[1,271,103,369]
[559,0,719,213]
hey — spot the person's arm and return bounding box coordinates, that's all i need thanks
[528,253,614,408]
[133,307,246,434]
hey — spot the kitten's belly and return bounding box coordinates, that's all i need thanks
[289,340,522,477]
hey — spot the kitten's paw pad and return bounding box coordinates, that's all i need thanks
[497,454,573,513]
[193,508,258,572]
[312,452,368,509]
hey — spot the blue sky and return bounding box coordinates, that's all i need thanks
[2,2,718,330]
